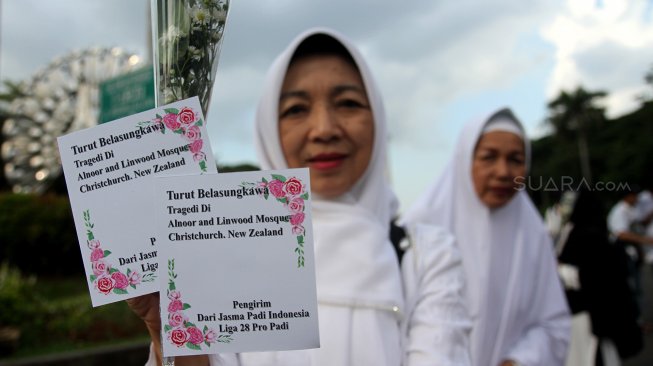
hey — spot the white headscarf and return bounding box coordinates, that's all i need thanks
[254,27,403,311]
[401,108,569,366]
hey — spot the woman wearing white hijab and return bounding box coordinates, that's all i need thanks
[131,27,470,366]
[401,107,570,366]
[251,27,469,366]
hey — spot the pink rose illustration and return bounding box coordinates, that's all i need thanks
[128,271,141,286]
[290,212,305,226]
[284,177,303,196]
[90,248,104,262]
[169,299,184,313]
[287,197,304,213]
[87,240,101,249]
[92,260,110,276]
[292,225,305,236]
[268,179,285,198]
[111,271,129,290]
[170,329,188,347]
[96,276,114,294]
[189,139,203,154]
[184,125,201,142]
[163,113,181,130]
[168,290,181,300]
[187,326,204,345]
[169,311,186,327]
[193,151,207,162]
[178,107,196,125]
[204,329,218,343]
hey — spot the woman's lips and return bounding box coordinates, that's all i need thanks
[307,153,346,170]
[489,187,515,196]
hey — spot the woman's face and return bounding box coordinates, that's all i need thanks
[278,54,374,198]
[471,130,526,209]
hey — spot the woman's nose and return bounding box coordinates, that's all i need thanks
[495,158,511,178]
[308,104,342,142]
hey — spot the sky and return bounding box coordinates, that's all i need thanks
[2,0,653,211]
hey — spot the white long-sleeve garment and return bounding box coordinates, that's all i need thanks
[400,223,472,366]
[401,108,571,366]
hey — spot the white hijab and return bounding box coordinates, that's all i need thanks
[254,27,403,311]
[401,108,569,365]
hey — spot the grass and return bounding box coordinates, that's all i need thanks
[0,275,150,361]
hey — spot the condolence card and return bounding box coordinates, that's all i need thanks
[155,168,319,356]
[58,96,216,306]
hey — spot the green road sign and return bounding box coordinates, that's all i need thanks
[99,66,155,123]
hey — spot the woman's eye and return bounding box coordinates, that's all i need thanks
[476,153,495,162]
[280,104,307,118]
[337,99,365,109]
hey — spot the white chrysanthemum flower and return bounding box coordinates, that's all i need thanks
[191,6,211,25]
[160,25,185,45]
[211,8,227,22]
[188,46,203,61]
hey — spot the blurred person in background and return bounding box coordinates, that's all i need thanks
[401,107,570,366]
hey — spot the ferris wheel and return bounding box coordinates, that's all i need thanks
[2,47,143,194]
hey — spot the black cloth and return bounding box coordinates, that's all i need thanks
[558,189,643,359]
[389,219,407,263]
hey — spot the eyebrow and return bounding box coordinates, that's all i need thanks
[279,84,366,103]
[331,84,366,97]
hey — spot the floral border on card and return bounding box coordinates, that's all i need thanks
[242,174,309,268]
[137,105,209,172]
[84,210,155,295]
[164,259,233,350]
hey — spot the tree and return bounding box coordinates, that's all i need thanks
[546,87,607,183]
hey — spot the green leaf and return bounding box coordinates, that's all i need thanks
[296,236,304,244]
[199,160,207,171]
[262,177,268,183]
[169,281,176,291]
[277,197,287,204]
[109,268,118,274]
[185,321,196,327]
[301,193,309,200]
[218,335,232,343]
[205,341,210,347]
[156,113,162,119]
[271,174,286,182]
[174,128,184,134]
[113,288,128,295]
[86,231,94,241]
[130,284,136,289]
[164,108,179,114]
[183,303,191,310]
[164,325,172,332]
[195,119,203,127]
[89,275,97,282]
[186,343,201,350]
[203,325,209,332]
[103,250,112,257]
